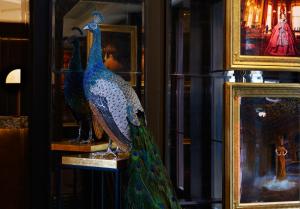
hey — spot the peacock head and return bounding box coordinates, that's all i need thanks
[67,27,83,47]
[83,11,104,33]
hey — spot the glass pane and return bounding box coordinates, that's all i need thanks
[0,0,29,23]
[167,0,193,199]
[167,0,227,205]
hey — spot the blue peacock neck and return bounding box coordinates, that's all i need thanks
[69,39,82,71]
[87,28,104,69]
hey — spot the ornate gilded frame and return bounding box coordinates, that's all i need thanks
[87,24,137,85]
[226,0,300,71]
[224,82,300,209]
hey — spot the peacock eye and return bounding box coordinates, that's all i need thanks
[132,151,138,157]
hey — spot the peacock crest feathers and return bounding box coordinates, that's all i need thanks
[71,26,83,36]
[92,11,104,23]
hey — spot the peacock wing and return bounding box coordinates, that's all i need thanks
[89,103,104,140]
[111,74,145,126]
[89,78,132,151]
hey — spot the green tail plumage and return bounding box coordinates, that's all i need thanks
[125,122,181,209]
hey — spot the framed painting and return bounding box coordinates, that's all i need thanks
[87,24,137,85]
[226,0,300,71]
[224,83,300,209]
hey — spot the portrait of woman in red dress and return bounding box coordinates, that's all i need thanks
[264,9,298,56]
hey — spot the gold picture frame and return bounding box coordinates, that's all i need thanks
[226,0,300,71]
[224,83,300,209]
[87,24,137,85]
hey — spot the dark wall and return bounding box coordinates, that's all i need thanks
[0,23,30,115]
[0,128,29,209]
[0,23,30,209]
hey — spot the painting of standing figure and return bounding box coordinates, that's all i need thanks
[224,83,300,209]
[239,97,300,203]
[275,135,288,180]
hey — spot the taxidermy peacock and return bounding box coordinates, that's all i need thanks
[64,27,93,143]
[83,12,181,209]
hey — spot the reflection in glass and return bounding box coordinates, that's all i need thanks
[240,97,300,203]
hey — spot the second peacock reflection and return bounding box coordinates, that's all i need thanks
[64,27,93,144]
[82,11,182,209]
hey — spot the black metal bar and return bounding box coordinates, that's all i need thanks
[91,171,94,209]
[59,165,123,209]
[101,172,104,209]
[73,169,77,205]
[179,198,222,206]
[56,162,62,209]
[175,9,185,190]
[115,170,120,209]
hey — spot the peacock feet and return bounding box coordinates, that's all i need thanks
[80,126,94,144]
[80,137,94,144]
[90,138,117,159]
[68,123,82,144]
[115,147,125,154]
[90,149,118,159]
[68,138,80,144]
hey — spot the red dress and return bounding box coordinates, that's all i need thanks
[264,19,297,56]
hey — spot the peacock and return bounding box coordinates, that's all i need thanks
[83,12,181,209]
[63,27,93,143]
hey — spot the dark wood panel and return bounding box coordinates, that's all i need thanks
[144,0,166,155]
[0,16,30,209]
[0,23,29,38]
[0,128,28,209]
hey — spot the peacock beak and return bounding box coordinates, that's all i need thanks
[82,24,89,31]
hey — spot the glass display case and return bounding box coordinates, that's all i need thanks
[50,0,145,208]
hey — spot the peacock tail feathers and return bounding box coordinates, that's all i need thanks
[125,121,181,209]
